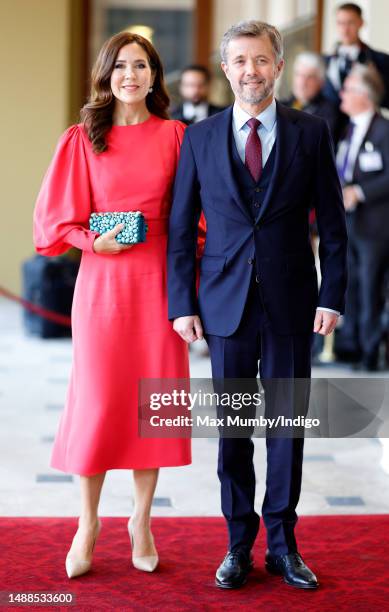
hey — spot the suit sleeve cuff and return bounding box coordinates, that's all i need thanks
[317,307,340,316]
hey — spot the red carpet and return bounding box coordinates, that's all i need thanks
[1,516,389,611]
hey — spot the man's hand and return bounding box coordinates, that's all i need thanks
[93,223,134,254]
[173,315,204,343]
[313,310,339,335]
[342,185,359,211]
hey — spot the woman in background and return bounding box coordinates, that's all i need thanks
[33,31,191,578]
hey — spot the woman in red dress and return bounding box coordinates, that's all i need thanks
[33,32,191,578]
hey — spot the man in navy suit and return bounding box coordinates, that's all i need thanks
[168,20,347,591]
[282,51,343,145]
[322,3,389,109]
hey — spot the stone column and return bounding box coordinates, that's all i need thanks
[266,0,299,28]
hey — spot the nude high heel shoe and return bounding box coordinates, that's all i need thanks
[127,518,159,572]
[65,518,102,579]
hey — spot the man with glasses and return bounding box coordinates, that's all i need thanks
[283,51,342,144]
[335,64,389,370]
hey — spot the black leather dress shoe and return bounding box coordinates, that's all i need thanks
[265,550,318,589]
[215,549,254,589]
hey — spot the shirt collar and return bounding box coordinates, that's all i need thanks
[338,43,360,59]
[182,101,209,121]
[233,98,277,133]
[338,43,361,54]
[351,108,375,129]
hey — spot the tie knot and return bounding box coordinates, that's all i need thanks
[247,117,260,131]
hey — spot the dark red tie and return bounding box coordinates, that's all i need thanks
[245,118,262,182]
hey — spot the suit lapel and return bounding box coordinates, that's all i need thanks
[256,101,302,222]
[210,102,302,223]
[210,107,252,222]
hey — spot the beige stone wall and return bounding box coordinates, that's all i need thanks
[212,0,316,52]
[0,0,71,294]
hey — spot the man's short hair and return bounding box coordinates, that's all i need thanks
[220,20,283,64]
[337,3,363,17]
[180,65,211,83]
[294,52,326,80]
[349,63,385,106]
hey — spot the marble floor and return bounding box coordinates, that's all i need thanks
[1,297,389,519]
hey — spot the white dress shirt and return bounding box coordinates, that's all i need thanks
[183,101,209,123]
[336,108,375,187]
[327,44,361,91]
[338,44,361,60]
[231,99,339,317]
[232,99,277,165]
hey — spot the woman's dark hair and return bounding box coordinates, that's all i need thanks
[81,31,170,153]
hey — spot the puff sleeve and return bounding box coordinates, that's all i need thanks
[33,125,99,256]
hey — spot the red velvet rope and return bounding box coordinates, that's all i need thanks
[0,286,72,327]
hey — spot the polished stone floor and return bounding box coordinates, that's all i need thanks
[1,297,388,519]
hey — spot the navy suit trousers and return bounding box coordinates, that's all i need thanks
[205,270,312,556]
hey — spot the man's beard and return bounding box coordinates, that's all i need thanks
[238,78,274,104]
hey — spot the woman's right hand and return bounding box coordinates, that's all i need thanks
[92,223,133,254]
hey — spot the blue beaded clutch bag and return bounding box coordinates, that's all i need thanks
[89,211,148,244]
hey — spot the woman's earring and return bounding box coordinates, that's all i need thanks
[148,87,153,93]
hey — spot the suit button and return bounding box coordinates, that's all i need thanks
[254,203,260,208]
[248,258,254,265]
[255,275,260,283]
[255,224,260,231]
[255,187,262,193]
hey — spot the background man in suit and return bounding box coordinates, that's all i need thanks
[283,51,342,144]
[283,51,344,362]
[335,64,389,370]
[168,20,347,591]
[171,65,225,125]
[322,3,389,109]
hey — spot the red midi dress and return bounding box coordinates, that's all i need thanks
[33,115,191,475]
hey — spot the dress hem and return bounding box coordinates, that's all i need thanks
[50,459,192,477]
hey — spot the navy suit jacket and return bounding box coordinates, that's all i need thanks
[167,102,348,336]
[349,113,389,240]
[281,92,344,145]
